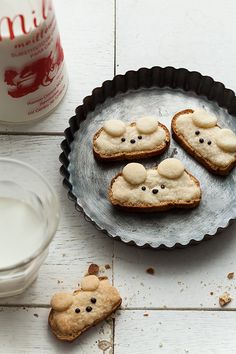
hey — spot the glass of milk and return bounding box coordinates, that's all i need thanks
[0,158,59,297]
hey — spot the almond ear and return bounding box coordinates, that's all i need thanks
[158,158,184,179]
[51,292,73,312]
[215,129,236,152]
[81,275,99,291]
[122,163,147,185]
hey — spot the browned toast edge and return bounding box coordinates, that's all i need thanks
[171,109,236,175]
[93,122,170,161]
[108,170,201,212]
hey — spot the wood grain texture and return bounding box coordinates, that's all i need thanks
[0,0,114,134]
[116,0,236,91]
[0,135,113,305]
[0,307,113,354]
[1,1,236,352]
[114,310,236,354]
[114,222,236,309]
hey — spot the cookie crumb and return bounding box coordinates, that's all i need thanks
[210,291,214,296]
[227,272,234,280]
[88,263,99,275]
[105,264,111,270]
[219,292,231,307]
[99,276,108,281]
[143,313,149,317]
[98,340,111,351]
[33,314,39,318]
[146,267,155,275]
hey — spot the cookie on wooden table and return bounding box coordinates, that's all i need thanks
[109,158,201,211]
[48,275,122,342]
[171,109,236,175]
[93,116,170,161]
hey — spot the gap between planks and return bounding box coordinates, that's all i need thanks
[1,304,236,312]
[0,131,64,136]
[113,0,117,77]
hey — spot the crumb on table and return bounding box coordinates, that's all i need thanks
[88,263,99,275]
[143,313,149,317]
[210,291,214,296]
[227,272,234,280]
[105,264,111,270]
[219,292,232,307]
[146,267,155,275]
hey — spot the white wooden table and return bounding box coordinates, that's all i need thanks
[1,1,236,353]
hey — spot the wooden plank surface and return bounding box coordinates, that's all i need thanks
[0,0,114,134]
[1,0,236,352]
[114,225,236,309]
[114,0,236,310]
[114,310,236,354]
[0,135,113,305]
[0,307,113,354]
[116,0,236,90]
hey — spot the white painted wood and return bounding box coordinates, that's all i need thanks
[114,310,236,354]
[0,307,113,354]
[114,224,236,309]
[114,0,236,310]
[1,1,236,352]
[0,135,113,305]
[0,0,114,134]
[116,0,236,91]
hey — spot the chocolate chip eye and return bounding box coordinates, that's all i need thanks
[152,189,158,194]
[130,139,136,144]
[91,298,96,304]
[141,186,146,191]
[208,141,212,145]
[138,135,142,140]
[75,308,80,313]
[161,184,165,189]
[199,138,204,143]
[195,130,200,135]
[86,306,92,312]
[121,138,126,142]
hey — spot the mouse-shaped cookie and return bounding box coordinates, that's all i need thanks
[93,116,170,161]
[48,275,122,342]
[109,158,201,211]
[171,109,236,175]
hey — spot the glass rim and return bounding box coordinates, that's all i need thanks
[0,157,60,272]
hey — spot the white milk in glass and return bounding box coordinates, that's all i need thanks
[0,0,68,123]
[0,197,46,269]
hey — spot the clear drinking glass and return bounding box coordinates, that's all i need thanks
[0,158,59,297]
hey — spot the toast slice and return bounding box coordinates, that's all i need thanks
[93,117,170,161]
[48,275,121,342]
[172,109,236,175]
[109,159,201,211]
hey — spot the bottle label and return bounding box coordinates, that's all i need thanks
[0,0,68,123]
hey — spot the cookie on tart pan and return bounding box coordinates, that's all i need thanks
[109,158,201,211]
[93,116,170,161]
[171,109,236,175]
